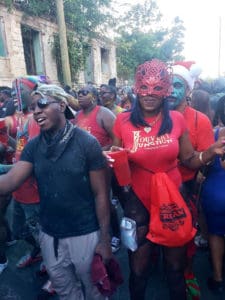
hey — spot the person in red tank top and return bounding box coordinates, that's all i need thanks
[75,85,115,150]
[111,59,225,300]
[9,77,43,269]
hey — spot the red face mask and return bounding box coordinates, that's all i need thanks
[134,59,172,98]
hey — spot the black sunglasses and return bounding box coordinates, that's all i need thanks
[29,98,59,111]
[99,91,111,96]
[77,90,91,96]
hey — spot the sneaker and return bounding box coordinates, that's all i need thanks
[0,260,8,275]
[111,237,120,253]
[16,253,42,268]
[42,280,56,295]
[207,277,224,293]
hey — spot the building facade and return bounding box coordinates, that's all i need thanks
[0,3,117,87]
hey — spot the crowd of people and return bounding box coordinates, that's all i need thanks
[0,59,225,300]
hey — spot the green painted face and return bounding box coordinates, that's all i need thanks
[168,76,187,110]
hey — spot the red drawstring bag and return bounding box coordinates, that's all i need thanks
[146,172,196,247]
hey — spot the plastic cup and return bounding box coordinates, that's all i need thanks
[108,150,131,186]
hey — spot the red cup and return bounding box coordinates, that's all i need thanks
[108,150,131,186]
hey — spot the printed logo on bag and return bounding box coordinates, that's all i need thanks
[160,203,186,231]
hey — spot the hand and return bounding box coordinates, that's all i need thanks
[102,151,115,167]
[210,138,225,156]
[95,240,112,263]
[110,146,124,152]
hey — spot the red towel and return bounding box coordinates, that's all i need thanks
[91,254,123,296]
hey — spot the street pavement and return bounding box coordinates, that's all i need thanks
[1,202,225,300]
[1,240,225,300]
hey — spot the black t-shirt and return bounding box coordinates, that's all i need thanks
[21,126,106,238]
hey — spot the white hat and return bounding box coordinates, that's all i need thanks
[172,62,202,90]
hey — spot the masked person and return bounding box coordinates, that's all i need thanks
[168,62,215,296]
[110,59,225,300]
[0,84,112,300]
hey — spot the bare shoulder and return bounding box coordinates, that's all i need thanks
[98,106,116,119]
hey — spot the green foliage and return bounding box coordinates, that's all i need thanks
[64,0,112,38]
[116,1,185,81]
[2,0,112,38]
[116,0,161,34]
[51,32,91,83]
[2,0,55,16]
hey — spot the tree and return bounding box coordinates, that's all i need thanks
[115,1,185,81]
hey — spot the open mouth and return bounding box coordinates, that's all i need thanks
[36,117,46,126]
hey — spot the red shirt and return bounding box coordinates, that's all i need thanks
[113,111,186,210]
[76,106,112,147]
[13,116,40,204]
[179,106,214,182]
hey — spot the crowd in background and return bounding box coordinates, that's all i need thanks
[1,61,225,300]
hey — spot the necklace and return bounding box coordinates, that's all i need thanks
[144,113,161,133]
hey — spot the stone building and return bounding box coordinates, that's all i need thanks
[0,3,117,87]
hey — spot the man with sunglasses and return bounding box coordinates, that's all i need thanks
[99,84,124,116]
[0,84,112,300]
[75,85,115,151]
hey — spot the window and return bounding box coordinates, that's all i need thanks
[0,18,7,57]
[101,48,109,73]
[21,25,44,74]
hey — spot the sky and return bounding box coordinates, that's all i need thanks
[116,0,225,79]
[156,0,225,78]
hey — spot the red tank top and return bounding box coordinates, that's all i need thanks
[76,106,112,147]
[13,116,40,204]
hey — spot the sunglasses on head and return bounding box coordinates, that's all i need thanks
[29,98,59,111]
[78,90,91,96]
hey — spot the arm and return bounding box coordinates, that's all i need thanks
[195,114,214,151]
[89,168,112,261]
[112,135,123,148]
[67,95,80,111]
[98,107,116,151]
[179,131,225,169]
[0,161,33,195]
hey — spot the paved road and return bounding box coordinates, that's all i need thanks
[1,240,225,300]
[1,203,225,299]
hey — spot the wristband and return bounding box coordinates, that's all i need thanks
[199,151,204,164]
[199,151,212,166]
